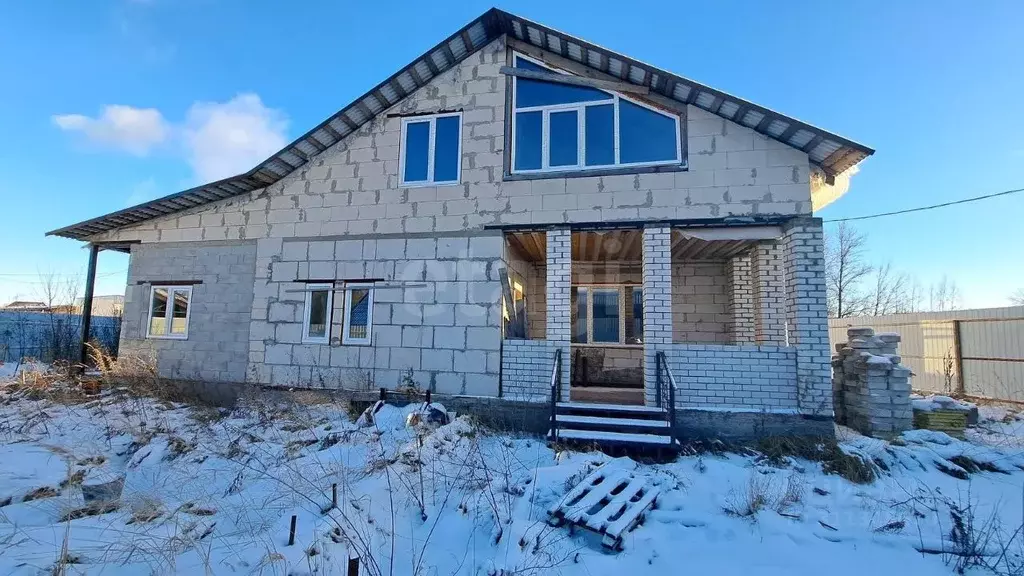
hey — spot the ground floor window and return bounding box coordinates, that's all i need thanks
[147,285,192,339]
[571,285,643,345]
[303,283,333,344]
[342,284,373,345]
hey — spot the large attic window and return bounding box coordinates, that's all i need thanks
[510,54,681,174]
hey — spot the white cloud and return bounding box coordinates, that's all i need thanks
[52,105,169,155]
[53,93,290,186]
[182,93,288,182]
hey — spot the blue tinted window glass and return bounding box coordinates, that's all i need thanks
[549,110,578,167]
[592,289,620,343]
[585,104,615,166]
[516,78,612,108]
[514,56,612,108]
[403,121,430,182]
[433,116,460,182]
[514,56,547,72]
[619,100,678,164]
[514,111,542,170]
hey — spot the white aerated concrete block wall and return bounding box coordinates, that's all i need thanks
[82,32,819,401]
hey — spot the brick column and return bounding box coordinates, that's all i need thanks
[642,226,673,406]
[782,218,832,417]
[752,243,786,345]
[546,229,571,399]
[726,254,756,344]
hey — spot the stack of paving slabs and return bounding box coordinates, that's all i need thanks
[832,327,913,438]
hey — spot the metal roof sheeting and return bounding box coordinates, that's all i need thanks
[48,7,874,242]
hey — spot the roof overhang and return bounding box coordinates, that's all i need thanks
[48,8,872,243]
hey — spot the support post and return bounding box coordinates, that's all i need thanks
[78,243,100,369]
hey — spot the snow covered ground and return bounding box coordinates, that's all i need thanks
[2,369,1024,575]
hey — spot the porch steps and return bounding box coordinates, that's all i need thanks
[550,402,676,450]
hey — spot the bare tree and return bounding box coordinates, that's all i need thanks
[825,222,873,318]
[870,262,913,315]
[34,271,83,363]
[906,279,925,313]
[1011,288,1024,306]
[928,275,962,312]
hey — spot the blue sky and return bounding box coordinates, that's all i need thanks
[1,0,1022,307]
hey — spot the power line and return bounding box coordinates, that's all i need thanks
[824,186,1024,223]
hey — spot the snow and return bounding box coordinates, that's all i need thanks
[557,401,666,413]
[555,414,670,428]
[2,374,1024,574]
[554,429,674,445]
[911,394,976,413]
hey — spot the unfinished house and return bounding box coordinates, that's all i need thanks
[49,9,872,444]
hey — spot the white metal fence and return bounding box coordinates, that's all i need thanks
[829,306,1024,402]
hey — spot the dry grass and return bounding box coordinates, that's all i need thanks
[724,473,805,518]
[755,435,876,484]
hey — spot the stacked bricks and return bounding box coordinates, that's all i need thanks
[662,343,798,410]
[545,229,571,398]
[752,242,786,345]
[832,327,912,437]
[672,260,733,343]
[782,218,833,417]
[642,226,673,406]
[726,254,756,344]
[500,340,562,401]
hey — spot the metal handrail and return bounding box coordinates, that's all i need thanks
[655,351,678,444]
[549,348,562,442]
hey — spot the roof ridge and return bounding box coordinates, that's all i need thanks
[48,7,872,241]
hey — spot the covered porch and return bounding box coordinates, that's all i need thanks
[499,222,803,407]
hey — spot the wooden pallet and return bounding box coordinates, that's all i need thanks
[547,463,660,550]
[914,409,967,438]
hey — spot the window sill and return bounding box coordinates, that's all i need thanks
[341,340,372,346]
[504,162,687,182]
[146,334,189,341]
[302,339,330,345]
[400,180,461,189]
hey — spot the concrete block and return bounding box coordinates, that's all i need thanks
[454,350,487,373]
[434,326,466,349]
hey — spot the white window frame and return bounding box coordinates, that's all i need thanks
[399,112,463,187]
[302,283,334,344]
[342,283,374,346]
[146,285,192,340]
[510,52,682,175]
[574,285,632,345]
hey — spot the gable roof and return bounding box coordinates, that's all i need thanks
[48,8,873,242]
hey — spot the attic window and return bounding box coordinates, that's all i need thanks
[400,112,462,187]
[510,54,681,174]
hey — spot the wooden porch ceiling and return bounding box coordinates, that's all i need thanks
[506,230,759,263]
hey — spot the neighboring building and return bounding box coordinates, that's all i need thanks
[48,9,872,440]
[2,301,49,312]
[73,295,124,317]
